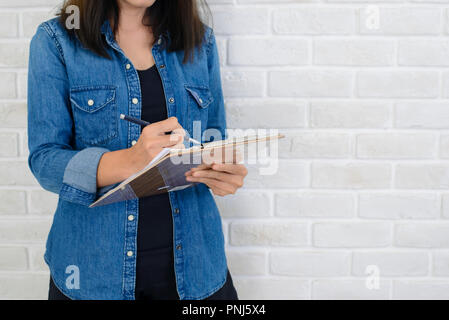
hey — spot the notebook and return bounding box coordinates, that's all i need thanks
[89,133,284,207]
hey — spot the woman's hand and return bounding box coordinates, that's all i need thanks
[97,117,185,187]
[127,117,185,173]
[185,163,248,196]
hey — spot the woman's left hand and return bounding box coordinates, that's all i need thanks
[185,163,248,196]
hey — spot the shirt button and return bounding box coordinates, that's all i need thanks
[127,251,133,257]
[174,208,180,214]
[128,215,134,221]
[176,245,182,250]
[158,38,162,45]
[131,140,137,146]
[160,65,165,69]
[169,97,175,104]
[88,99,94,106]
[132,98,139,104]
[126,63,131,70]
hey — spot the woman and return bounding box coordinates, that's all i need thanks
[27,0,247,300]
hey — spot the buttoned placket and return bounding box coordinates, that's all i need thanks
[102,27,142,300]
[151,37,186,300]
[103,28,185,299]
[122,46,142,300]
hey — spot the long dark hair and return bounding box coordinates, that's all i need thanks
[58,0,210,63]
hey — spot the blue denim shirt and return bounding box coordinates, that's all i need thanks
[27,18,228,300]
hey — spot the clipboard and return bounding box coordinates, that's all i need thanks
[90,133,284,207]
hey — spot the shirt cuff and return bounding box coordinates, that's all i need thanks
[59,147,110,207]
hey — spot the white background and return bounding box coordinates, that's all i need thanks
[1,0,449,299]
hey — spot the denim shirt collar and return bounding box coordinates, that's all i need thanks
[100,20,121,52]
[100,19,170,52]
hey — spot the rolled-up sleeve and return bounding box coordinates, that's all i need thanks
[27,23,109,207]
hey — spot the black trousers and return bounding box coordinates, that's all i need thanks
[48,269,238,300]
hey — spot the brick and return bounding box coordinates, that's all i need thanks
[28,190,58,215]
[274,8,356,35]
[275,192,355,218]
[29,245,47,271]
[359,193,440,220]
[22,11,55,38]
[212,8,269,35]
[0,0,60,7]
[399,40,449,66]
[0,102,28,128]
[433,251,449,276]
[396,102,449,129]
[442,194,449,219]
[441,135,449,158]
[230,222,308,247]
[356,133,437,159]
[20,131,29,157]
[215,191,271,218]
[228,38,308,66]
[328,0,403,3]
[0,12,18,37]
[312,163,391,189]
[310,101,392,129]
[0,41,29,67]
[0,246,28,270]
[357,71,439,98]
[226,250,266,276]
[395,223,449,248]
[314,39,394,66]
[0,190,26,215]
[222,221,228,244]
[313,222,391,248]
[439,72,449,98]
[239,0,306,2]
[269,70,353,98]
[395,164,449,189]
[312,279,390,300]
[393,281,449,300]
[352,252,429,276]
[0,132,18,157]
[0,219,51,242]
[0,274,48,300]
[280,132,352,159]
[271,251,350,276]
[17,72,27,98]
[226,99,306,129]
[244,161,309,189]
[0,72,16,99]
[208,0,233,3]
[233,278,309,300]
[0,161,38,186]
[360,8,441,35]
[215,37,226,67]
[221,70,264,97]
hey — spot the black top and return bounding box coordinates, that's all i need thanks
[137,65,173,253]
[135,65,178,298]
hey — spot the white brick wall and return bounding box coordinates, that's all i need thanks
[2,0,449,300]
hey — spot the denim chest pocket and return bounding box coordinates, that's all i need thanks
[185,85,213,132]
[70,86,118,146]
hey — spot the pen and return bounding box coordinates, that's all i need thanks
[120,114,203,147]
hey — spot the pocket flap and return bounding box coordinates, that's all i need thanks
[185,85,213,108]
[70,86,116,113]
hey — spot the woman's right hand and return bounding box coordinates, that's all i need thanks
[97,117,186,188]
[127,117,186,174]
